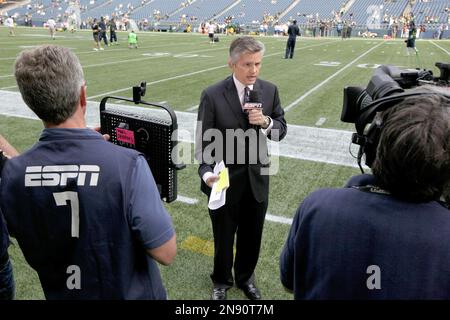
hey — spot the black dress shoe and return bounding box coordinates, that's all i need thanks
[239,283,261,300]
[211,287,227,300]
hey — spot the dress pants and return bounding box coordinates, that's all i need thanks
[209,174,268,288]
[285,38,296,58]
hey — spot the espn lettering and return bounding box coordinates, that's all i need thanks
[25,165,100,187]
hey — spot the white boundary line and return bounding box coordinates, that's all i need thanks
[186,105,199,111]
[430,41,450,55]
[266,213,293,225]
[176,195,199,205]
[284,41,384,112]
[176,195,292,225]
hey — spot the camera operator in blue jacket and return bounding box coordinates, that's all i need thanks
[280,86,450,299]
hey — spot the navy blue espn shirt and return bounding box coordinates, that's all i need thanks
[0,128,174,299]
[280,174,450,299]
[0,210,8,263]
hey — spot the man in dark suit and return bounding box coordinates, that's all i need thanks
[195,36,287,300]
[285,20,300,59]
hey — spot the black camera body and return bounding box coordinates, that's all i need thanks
[341,62,450,170]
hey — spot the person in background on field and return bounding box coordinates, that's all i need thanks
[208,21,215,43]
[47,17,56,40]
[128,30,138,48]
[284,20,300,59]
[405,21,418,55]
[109,18,118,45]
[5,16,15,36]
[92,18,103,51]
[98,16,109,46]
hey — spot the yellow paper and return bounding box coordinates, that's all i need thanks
[216,167,229,191]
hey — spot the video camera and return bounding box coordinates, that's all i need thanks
[100,82,185,203]
[341,62,450,171]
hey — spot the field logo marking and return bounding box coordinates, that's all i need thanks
[315,117,327,126]
[142,52,170,57]
[314,61,341,67]
[357,63,381,69]
[181,236,214,257]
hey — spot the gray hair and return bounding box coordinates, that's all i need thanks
[14,45,84,125]
[229,36,265,64]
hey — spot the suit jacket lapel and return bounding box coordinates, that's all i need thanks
[223,76,248,129]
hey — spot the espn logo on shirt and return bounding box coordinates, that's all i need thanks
[25,165,100,187]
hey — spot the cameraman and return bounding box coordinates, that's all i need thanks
[0,134,18,300]
[280,87,450,299]
[0,45,176,299]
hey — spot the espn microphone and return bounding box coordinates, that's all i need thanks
[243,90,262,130]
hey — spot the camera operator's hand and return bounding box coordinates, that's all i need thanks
[91,126,110,141]
[0,134,19,157]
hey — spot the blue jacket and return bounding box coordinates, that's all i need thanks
[1,128,174,299]
[281,174,450,299]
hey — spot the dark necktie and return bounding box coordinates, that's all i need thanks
[244,86,250,105]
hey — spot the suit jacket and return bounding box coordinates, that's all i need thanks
[288,24,300,39]
[196,76,287,204]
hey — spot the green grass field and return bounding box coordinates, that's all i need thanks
[0,26,449,300]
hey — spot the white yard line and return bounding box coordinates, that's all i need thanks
[176,195,199,205]
[430,41,450,55]
[87,64,228,99]
[284,41,384,112]
[266,213,293,225]
[88,40,338,100]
